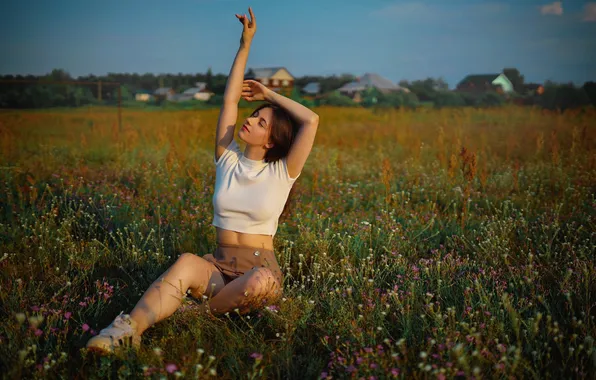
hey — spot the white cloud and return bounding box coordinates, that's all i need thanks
[540,2,563,16]
[583,3,596,22]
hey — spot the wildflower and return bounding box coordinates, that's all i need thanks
[64,312,72,320]
[250,352,263,361]
[82,324,89,332]
[166,364,178,374]
[320,372,328,379]
[15,313,26,324]
[153,347,163,356]
[35,329,43,337]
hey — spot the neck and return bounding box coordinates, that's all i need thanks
[243,145,267,161]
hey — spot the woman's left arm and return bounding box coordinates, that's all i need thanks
[265,90,319,178]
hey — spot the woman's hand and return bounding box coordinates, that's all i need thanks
[235,7,256,46]
[242,79,271,102]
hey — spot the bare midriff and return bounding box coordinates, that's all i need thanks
[216,227,274,251]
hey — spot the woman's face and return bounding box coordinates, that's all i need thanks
[238,107,274,149]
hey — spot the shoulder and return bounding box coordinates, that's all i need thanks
[269,157,301,183]
[214,139,242,166]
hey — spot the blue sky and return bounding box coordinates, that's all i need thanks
[1,0,595,88]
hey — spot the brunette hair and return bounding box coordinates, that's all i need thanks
[250,103,300,217]
[250,103,299,163]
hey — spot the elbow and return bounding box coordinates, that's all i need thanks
[309,114,319,126]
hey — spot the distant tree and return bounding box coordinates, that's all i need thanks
[582,81,596,106]
[206,67,213,91]
[319,91,358,107]
[434,91,466,108]
[539,84,591,111]
[478,92,505,107]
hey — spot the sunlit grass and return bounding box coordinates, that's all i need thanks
[0,105,595,378]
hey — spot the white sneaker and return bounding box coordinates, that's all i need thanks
[86,312,140,354]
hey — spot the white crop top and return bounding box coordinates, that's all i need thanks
[212,139,300,236]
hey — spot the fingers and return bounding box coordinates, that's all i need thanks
[235,13,248,27]
[248,7,256,25]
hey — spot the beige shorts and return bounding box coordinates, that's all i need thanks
[202,243,283,285]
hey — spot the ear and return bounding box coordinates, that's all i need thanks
[265,142,274,149]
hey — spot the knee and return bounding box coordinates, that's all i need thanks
[176,252,195,264]
[244,268,283,299]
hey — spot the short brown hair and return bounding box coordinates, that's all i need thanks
[251,103,299,163]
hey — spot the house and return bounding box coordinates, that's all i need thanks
[135,90,153,102]
[456,73,514,94]
[245,67,294,96]
[336,73,409,103]
[301,82,322,100]
[302,82,321,95]
[154,87,176,101]
[182,82,214,101]
[524,83,545,96]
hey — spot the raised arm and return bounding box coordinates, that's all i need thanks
[215,7,257,162]
[263,89,319,179]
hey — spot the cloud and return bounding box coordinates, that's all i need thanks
[583,3,596,22]
[540,2,563,16]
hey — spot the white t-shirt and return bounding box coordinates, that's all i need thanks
[212,139,300,236]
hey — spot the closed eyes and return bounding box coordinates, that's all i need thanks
[252,111,268,128]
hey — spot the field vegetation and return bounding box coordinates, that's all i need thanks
[0,105,595,378]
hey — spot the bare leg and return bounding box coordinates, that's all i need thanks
[129,253,228,336]
[203,267,283,315]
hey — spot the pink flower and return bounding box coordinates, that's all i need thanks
[320,372,328,379]
[250,352,263,361]
[165,363,177,374]
[391,368,400,376]
[64,312,72,320]
[82,324,90,332]
[35,329,43,337]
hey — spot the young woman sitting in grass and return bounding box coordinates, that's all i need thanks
[86,6,319,354]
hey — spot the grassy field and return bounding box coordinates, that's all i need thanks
[1,105,595,379]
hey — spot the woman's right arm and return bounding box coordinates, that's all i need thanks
[215,7,256,162]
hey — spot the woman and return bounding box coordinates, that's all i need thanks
[86,7,319,353]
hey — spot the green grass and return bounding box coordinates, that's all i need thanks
[0,106,595,379]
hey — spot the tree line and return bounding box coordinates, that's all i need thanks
[0,68,594,112]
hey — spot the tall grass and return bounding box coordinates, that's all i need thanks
[0,105,595,378]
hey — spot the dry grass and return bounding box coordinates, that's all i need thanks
[0,105,595,379]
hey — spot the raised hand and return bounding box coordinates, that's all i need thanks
[235,7,256,46]
[241,79,270,102]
